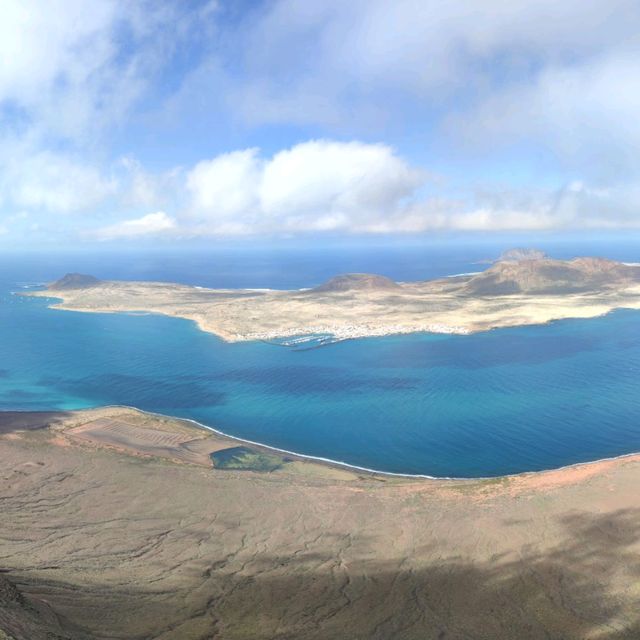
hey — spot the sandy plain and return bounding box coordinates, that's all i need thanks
[2,407,640,639]
[27,276,640,342]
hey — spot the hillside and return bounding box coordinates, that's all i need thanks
[312,272,400,293]
[3,408,640,639]
[49,273,101,291]
[462,257,640,295]
[0,574,71,639]
[26,252,640,342]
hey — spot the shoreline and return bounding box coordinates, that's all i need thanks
[24,259,640,343]
[4,403,640,483]
[29,291,474,342]
[143,407,640,482]
[23,288,634,345]
[15,275,640,481]
[5,406,640,637]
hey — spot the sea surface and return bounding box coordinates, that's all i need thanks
[2,240,640,478]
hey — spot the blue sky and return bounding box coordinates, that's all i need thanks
[1,0,640,247]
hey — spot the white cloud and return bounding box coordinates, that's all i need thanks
[3,152,115,213]
[91,211,176,240]
[0,1,216,144]
[381,181,640,233]
[187,149,262,218]
[0,1,210,239]
[260,141,422,218]
[178,137,640,235]
[220,0,640,128]
[2,2,640,242]
[446,52,640,178]
[0,0,117,104]
[0,0,130,142]
[117,156,183,210]
[178,0,640,201]
[185,140,424,233]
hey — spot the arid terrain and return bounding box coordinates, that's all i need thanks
[28,253,640,342]
[2,407,640,639]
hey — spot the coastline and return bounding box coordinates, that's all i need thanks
[16,288,640,480]
[180,410,640,482]
[25,286,640,345]
[16,272,640,479]
[27,290,473,342]
[4,403,640,484]
[132,406,640,482]
[5,404,640,638]
[24,266,640,343]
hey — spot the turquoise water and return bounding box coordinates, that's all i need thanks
[2,268,640,477]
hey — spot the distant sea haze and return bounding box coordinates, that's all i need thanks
[5,237,640,289]
[1,240,640,477]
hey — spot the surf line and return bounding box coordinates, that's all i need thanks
[95,404,640,482]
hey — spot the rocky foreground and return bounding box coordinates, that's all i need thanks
[2,408,640,639]
[26,251,640,342]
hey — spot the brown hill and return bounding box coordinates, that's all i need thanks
[312,273,400,293]
[0,574,73,639]
[49,273,101,291]
[463,257,640,295]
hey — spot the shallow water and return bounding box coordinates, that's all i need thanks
[2,244,640,477]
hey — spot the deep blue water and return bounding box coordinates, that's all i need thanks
[2,241,640,477]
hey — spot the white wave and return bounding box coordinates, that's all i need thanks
[446,271,482,278]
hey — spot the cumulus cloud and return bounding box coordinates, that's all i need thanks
[156,0,640,209]
[187,149,262,218]
[185,140,424,233]
[90,211,176,241]
[2,1,640,243]
[174,137,640,236]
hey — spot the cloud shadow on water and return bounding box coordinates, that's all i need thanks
[38,373,227,409]
[201,365,419,395]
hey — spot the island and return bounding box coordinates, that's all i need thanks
[26,251,640,344]
[1,408,640,639]
[6,251,640,638]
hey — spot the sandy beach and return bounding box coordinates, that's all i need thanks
[2,407,640,639]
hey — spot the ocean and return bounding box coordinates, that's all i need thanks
[2,239,640,477]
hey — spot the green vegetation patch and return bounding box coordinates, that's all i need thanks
[210,446,288,472]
